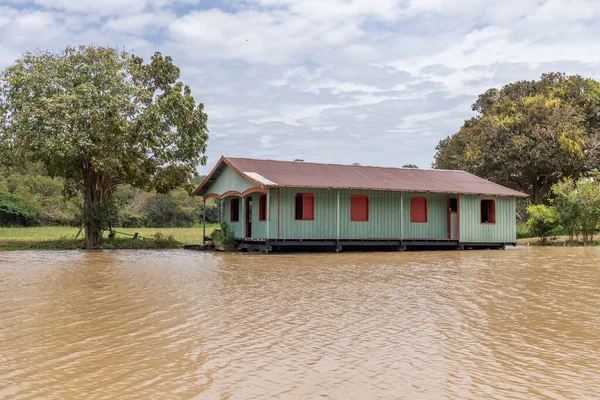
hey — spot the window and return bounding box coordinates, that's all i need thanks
[410,197,428,223]
[258,194,267,221]
[230,198,240,222]
[481,199,496,224]
[294,193,314,220]
[350,195,369,222]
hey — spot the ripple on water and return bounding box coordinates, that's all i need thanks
[0,247,599,399]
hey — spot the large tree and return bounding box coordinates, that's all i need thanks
[0,46,208,248]
[434,73,600,204]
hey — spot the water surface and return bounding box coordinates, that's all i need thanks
[1,248,599,399]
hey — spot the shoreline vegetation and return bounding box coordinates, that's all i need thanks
[1,225,598,251]
[0,226,217,251]
[517,236,600,247]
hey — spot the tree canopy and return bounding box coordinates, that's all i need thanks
[434,73,600,204]
[0,46,209,248]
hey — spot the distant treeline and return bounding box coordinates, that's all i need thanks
[0,165,221,228]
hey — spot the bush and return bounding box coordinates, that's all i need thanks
[202,201,223,224]
[118,210,148,228]
[145,193,196,227]
[210,221,235,246]
[516,222,534,239]
[104,233,181,249]
[526,204,560,244]
[576,178,600,242]
[551,178,582,241]
[0,195,36,226]
[550,176,600,242]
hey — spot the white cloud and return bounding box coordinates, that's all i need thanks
[1,0,600,171]
[168,8,361,64]
[253,0,401,20]
[33,0,150,15]
[103,11,175,35]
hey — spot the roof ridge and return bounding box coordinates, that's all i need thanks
[225,156,466,173]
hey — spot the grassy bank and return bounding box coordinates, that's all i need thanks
[0,225,217,251]
[517,236,600,246]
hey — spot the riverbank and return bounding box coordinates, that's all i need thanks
[517,236,600,246]
[0,226,217,250]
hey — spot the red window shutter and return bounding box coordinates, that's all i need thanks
[410,197,427,223]
[481,199,496,224]
[303,194,314,220]
[258,195,267,221]
[489,200,496,223]
[230,198,239,222]
[351,195,369,221]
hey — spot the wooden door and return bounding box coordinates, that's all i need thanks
[448,198,458,240]
[245,197,252,238]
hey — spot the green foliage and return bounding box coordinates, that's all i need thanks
[0,234,181,251]
[202,202,222,225]
[118,210,148,228]
[550,178,583,241]
[516,222,535,239]
[434,73,600,204]
[526,205,560,244]
[523,176,600,244]
[0,226,217,245]
[402,164,419,168]
[145,193,196,228]
[571,177,600,242]
[104,233,180,249]
[0,169,220,228]
[210,220,235,246]
[0,168,80,225]
[0,45,209,248]
[0,194,36,226]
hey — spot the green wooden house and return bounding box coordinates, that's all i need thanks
[193,157,528,251]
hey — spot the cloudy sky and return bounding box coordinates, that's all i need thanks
[1,0,600,172]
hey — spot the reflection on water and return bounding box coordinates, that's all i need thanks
[1,248,599,399]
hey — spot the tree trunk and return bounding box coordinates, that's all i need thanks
[531,177,550,205]
[83,167,111,250]
[532,179,541,205]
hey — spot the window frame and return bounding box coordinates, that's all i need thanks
[230,197,240,222]
[294,192,315,221]
[410,196,428,223]
[480,199,496,224]
[350,194,369,222]
[258,194,267,221]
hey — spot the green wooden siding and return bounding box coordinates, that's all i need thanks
[270,188,455,240]
[221,187,517,243]
[401,192,451,239]
[223,192,278,239]
[223,196,243,237]
[205,166,256,197]
[459,195,516,243]
[242,191,278,239]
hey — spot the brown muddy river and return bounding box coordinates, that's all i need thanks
[1,248,599,399]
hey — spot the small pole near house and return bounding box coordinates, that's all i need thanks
[336,190,340,252]
[400,193,404,239]
[202,198,206,244]
[266,190,270,253]
[400,193,404,251]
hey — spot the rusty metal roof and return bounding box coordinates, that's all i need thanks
[195,156,528,198]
